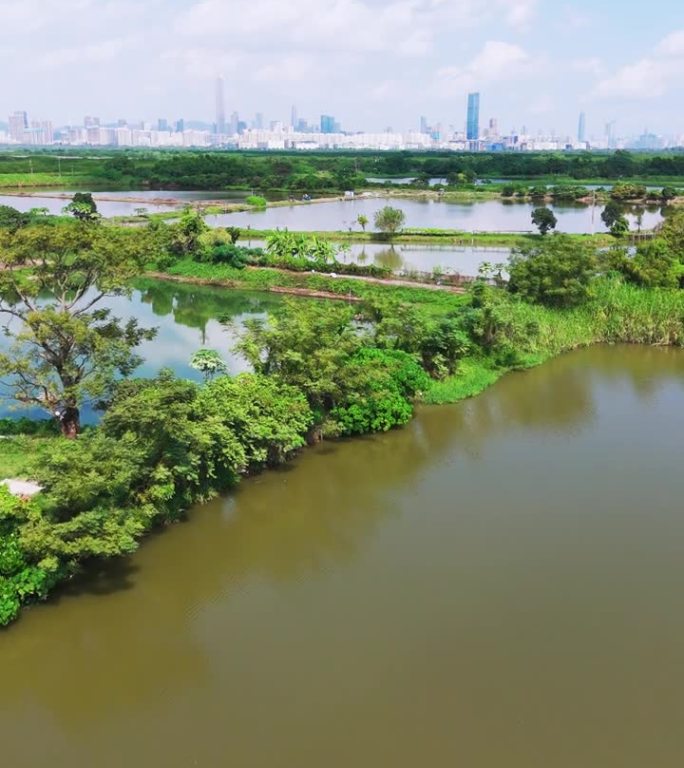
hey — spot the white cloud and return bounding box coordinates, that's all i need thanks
[657,30,684,57]
[571,57,604,76]
[435,41,531,93]
[593,28,684,100]
[504,0,538,29]
[34,37,137,70]
[175,0,433,56]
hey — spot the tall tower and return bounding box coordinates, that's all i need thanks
[215,76,226,134]
[8,111,28,142]
[291,105,298,130]
[578,112,586,143]
[466,93,480,141]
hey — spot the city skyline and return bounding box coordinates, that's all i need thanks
[0,0,683,137]
[4,98,676,152]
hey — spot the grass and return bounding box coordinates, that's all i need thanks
[424,359,504,404]
[0,436,55,479]
[0,173,95,189]
[237,228,616,248]
[156,259,469,309]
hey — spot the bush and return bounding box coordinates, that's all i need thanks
[374,206,406,236]
[508,235,597,308]
[606,241,681,289]
[246,195,267,208]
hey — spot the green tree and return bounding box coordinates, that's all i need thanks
[199,373,312,467]
[531,207,558,235]
[63,192,99,222]
[0,225,156,437]
[606,241,680,288]
[235,300,426,437]
[660,210,684,256]
[601,201,629,236]
[374,206,406,237]
[169,208,208,258]
[226,226,241,244]
[236,299,360,418]
[0,205,27,232]
[357,214,369,232]
[190,349,228,381]
[507,235,597,308]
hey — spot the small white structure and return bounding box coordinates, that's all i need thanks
[2,479,42,498]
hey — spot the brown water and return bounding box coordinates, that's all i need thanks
[2,345,684,767]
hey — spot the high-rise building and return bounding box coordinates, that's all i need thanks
[578,112,586,143]
[175,118,185,133]
[466,93,480,141]
[320,114,336,133]
[229,111,239,135]
[8,111,28,142]
[215,76,226,134]
[29,120,53,145]
[290,105,298,130]
[158,118,169,132]
[420,115,429,134]
[488,117,498,136]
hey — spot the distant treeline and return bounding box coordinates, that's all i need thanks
[2,149,684,191]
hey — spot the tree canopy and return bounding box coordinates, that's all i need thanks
[507,235,597,308]
[0,224,156,436]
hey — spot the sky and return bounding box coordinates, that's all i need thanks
[2,0,684,137]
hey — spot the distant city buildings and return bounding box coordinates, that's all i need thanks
[0,97,678,152]
[466,92,480,142]
[8,111,28,142]
[320,115,339,134]
[578,112,586,143]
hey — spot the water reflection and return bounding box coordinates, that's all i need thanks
[0,281,281,420]
[212,197,665,234]
[2,346,684,768]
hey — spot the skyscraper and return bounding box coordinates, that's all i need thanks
[578,112,586,143]
[291,105,298,130]
[8,111,28,142]
[466,93,480,141]
[215,76,226,134]
[320,115,336,134]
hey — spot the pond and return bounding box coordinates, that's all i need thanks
[2,345,684,767]
[0,190,249,217]
[0,281,282,422]
[209,196,665,234]
[243,238,510,276]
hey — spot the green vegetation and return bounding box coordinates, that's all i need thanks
[0,222,156,436]
[374,206,406,237]
[3,204,684,627]
[63,192,99,221]
[531,206,557,236]
[3,149,684,195]
[508,236,596,307]
[245,195,267,208]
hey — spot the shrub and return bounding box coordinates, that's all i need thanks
[508,235,597,308]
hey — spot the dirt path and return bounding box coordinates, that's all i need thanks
[144,267,466,300]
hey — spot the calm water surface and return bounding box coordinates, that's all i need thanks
[244,237,509,276]
[212,196,664,233]
[0,281,280,421]
[2,345,684,767]
[0,191,248,217]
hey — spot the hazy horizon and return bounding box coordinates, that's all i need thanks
[2,0,684,137]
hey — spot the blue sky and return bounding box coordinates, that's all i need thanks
[1,0,683,137]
